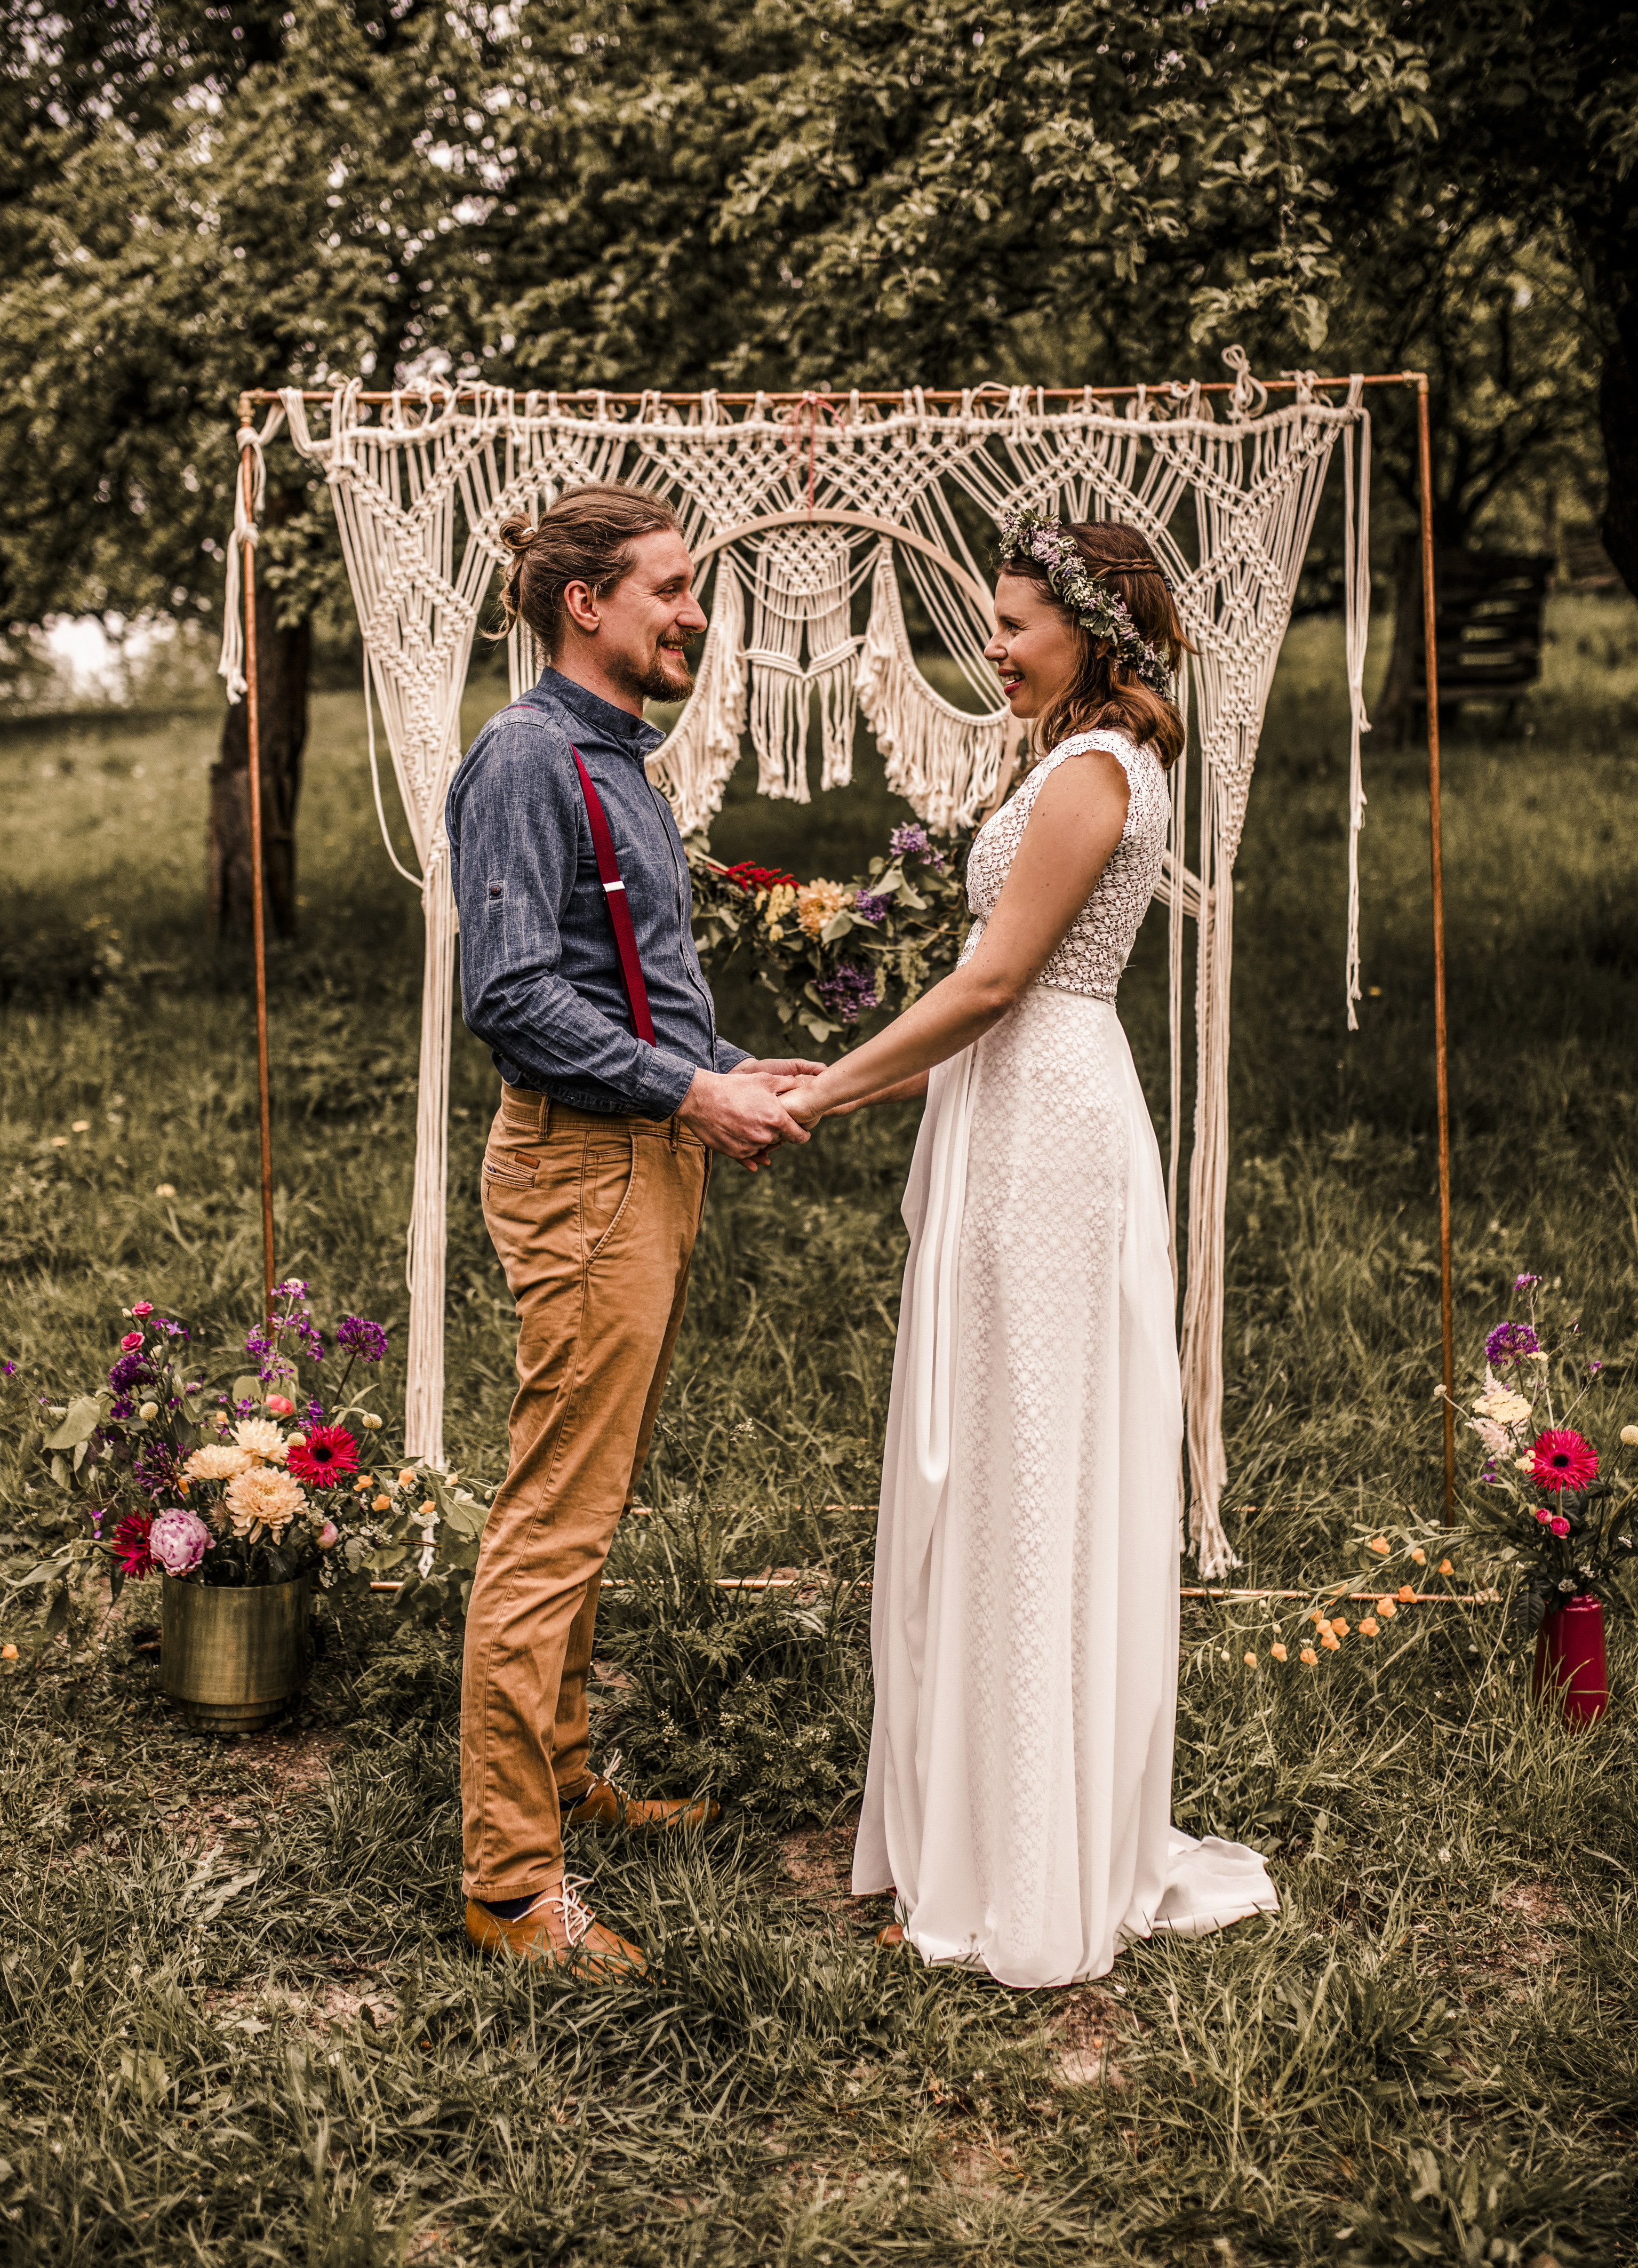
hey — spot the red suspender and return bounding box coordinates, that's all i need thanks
[500,705,657,1048]
[569,746,657,1048]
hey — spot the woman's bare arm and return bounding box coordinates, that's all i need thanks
[783,751,1130,1124]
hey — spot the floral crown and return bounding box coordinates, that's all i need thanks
[996,508,1175,700]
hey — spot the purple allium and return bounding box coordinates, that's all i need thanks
[851,891,890,926]
[1485,1320,1540,1369]
[889,823,946,871]
[336,1315,389,1364]
[149,1506,212,1577]
[817,963,881,1026]
[108,1351,155,1394]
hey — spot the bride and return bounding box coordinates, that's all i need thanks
[780,512,1278,1989]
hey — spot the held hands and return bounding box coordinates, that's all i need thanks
[677,1057,826,1171]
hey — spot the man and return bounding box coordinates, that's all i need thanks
[446,481,817,1973]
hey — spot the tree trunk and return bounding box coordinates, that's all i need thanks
[1599,322,1638,603]
[209,511,309,942]
[1375,531,1426,748]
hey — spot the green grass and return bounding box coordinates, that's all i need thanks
[2,593,1637,2262]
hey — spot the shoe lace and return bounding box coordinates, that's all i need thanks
[557,1873,595,1948]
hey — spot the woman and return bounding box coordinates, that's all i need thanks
[781,514,1277,1988]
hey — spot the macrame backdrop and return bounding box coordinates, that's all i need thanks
[222,363,1372,1577]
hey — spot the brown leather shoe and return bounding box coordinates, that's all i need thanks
[465,1877,647,1976]
[562,1774,720,1833]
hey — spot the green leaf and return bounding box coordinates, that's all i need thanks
[43,1395,104,1452]
[232,1374,263,1407]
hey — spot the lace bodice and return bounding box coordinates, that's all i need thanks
[961,729,1168,1002]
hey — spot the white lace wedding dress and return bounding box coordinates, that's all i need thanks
[851,728,1279,1989]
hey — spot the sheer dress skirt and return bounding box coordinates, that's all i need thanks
[853,986,1277,1988]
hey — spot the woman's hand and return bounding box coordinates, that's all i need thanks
[776,1069,930,1126]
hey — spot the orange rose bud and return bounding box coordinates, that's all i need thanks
[1410,1547,1426,1566]
[1359,1616,1379,1636]
[1438,1558,1454,1576]
[1397,1585,1416,1603]
[1299,1646,1318,1666]
[1368,1535,1391,1555]
[1330,1617,1349,1636]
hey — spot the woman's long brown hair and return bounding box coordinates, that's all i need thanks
[998,519,1193,769]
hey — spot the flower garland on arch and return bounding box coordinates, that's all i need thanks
[689,824,970,1047]
[995,507,1174,699]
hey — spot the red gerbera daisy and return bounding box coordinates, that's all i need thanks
[1530,1427,1599,1494]
[113,1511,155,1578]
[286,1424,359,1490]
[289,1415,363,1488]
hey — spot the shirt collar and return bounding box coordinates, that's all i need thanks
[537,667,665,757]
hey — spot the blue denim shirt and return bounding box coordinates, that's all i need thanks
[446,668,748,1117]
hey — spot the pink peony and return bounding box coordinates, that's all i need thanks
[1549,1515,1571,1538]
[264,1394,295,1417]
[1531,1428,1599,1494]
[149,1506,212,1577]
[316,1520,339,1550]
[130,1301,154,1319]
[119,1330,144,1352]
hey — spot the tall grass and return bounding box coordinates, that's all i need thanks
[2,594,1637,2262]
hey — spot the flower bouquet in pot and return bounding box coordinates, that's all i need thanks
[4,1281,489,1716]
[1456,1276,1637,1724]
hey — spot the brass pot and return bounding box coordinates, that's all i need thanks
[161,1574,314,1732]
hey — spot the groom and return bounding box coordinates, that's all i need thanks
[446,480,818,1973]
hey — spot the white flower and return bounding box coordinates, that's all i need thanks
[183,1443,252,1482]
[1469,1417,1512,1458]
[1621,1424,1638,1448]
[231,1416,287,1463]
[225,1465,306,1538]
[1473,1387,1532,1428]
[138,1401,159,1423]
[1557,1577,1576,1592]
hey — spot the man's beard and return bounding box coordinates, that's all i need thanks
[614,640,695,704]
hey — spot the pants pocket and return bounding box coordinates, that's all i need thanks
[483,1145,540,1193]
[582,1132,637,1264]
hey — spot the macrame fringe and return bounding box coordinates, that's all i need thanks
[215,403,285,702]
[748,528,856,802]
[404,845,456,1468]
[647,556,748,838]
[856,544,1011,834]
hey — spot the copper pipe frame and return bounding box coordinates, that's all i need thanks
[236,364,1452,1513]
[1416,380,1456,1522]
[239,420,277,1311]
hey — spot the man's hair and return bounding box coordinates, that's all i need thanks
[491,481,683,659]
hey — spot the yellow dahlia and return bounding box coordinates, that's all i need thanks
[183,1443,252,1483]
[225,1465,306,1538]
[796,880,850,938]
[232,1416,289,1464]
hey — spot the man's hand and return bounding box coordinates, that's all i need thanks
[677,1067,814,1169]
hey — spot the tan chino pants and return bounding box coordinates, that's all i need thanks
[460,1082,709,1900]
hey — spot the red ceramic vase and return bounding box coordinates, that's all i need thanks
[1532,1594,1609,1727]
